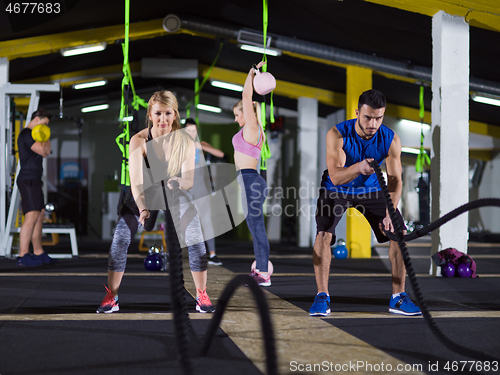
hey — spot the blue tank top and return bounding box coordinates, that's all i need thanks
[322,118,394,195]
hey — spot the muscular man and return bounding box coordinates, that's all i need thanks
[310,89,421,316]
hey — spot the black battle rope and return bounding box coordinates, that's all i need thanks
[162,180,196,375]
[369,160,499,362]
[383,198,500,243]
[164,181,278,374]
[200,274,278,375]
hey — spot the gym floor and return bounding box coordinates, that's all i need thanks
[1,235,499,375]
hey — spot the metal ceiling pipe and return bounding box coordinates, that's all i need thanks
[275,35,432,82]
[164,14,500,96]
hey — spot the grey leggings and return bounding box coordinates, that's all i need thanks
[108,194,207,272]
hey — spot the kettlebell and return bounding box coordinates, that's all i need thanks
[457,262,472,278]
[441,262,456,277]
[333,239,348,259]
[144,245,163,271]
[32,124,51,142]
[253,65,276,95]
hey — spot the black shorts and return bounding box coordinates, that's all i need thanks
[17,178,45,214]
[315,188,406,245]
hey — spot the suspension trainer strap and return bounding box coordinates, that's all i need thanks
[185,42,224,118]
[259,0,272,171]
[415,86,430,174]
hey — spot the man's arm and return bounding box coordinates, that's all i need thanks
[30,140,51,157]
[326,126,374,185]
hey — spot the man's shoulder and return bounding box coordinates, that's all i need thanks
[19,127,31,136]
[18,127,33,145]
[379,123,394,133]
[379,124,395,139]
[334,118,356,134]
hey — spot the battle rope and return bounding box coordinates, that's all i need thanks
[369,160,499,362]
[164,180,278,374]
[162,180,197,375]
[201,274,278,375]
[384,198,500,243]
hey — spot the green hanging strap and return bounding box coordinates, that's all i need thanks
[415,86,431,174]
[116,0,148,186]
[185,42,224,116]
[259,0,272,171]
[115,0,131,186]
[194,78,200,124]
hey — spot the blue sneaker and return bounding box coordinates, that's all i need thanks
[389,292,422,316]
[309,292,331,316]
[33,252,58,265]
[16,253,42,267]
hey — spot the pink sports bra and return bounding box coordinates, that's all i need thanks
[232,127,263,160]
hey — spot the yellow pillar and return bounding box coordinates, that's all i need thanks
[345,66,372,258]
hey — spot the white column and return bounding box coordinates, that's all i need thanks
[0,58,8,85]
[298,97,318,247]
[430,11,470,274]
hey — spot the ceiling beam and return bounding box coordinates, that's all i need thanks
[0,19,166,60]
[14,63,141,87]
[363,0,500,32]
[282,51,422,85]
[203,65,347,108]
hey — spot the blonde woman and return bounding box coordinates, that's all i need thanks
[97,90,215,314]
[232,61,271,286]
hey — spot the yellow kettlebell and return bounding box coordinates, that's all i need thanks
[32,124,51,143]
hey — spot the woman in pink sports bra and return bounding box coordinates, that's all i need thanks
[232,61,271,287]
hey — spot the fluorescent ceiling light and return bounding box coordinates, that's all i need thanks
[211,80,243,92]
[400,119,431,130]
[239,44,281,56]
[120,116,134,122]
[73,80,107,90]
[197,104,221,113]
[401,147,422,155]
[471,93,500,107]
[61,43,107,57]
[81,104,109,113]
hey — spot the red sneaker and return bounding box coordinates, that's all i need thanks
[196,288,215,313]
[96,285,119,313]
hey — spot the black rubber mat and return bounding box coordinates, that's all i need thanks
[328,317,500,375]
[0,320,261,375]
[1,237,499,374]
